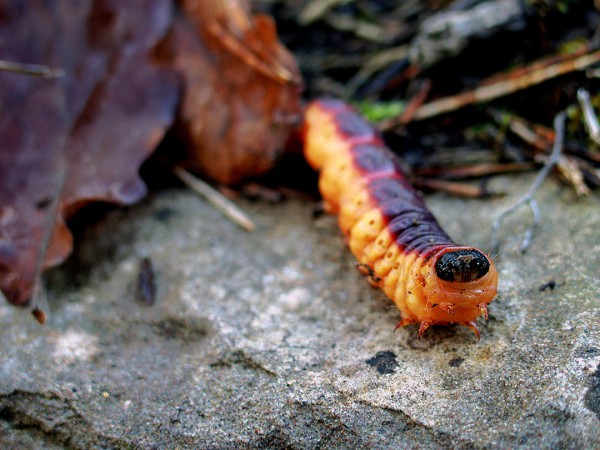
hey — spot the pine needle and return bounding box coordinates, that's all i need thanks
[173,165,256,232]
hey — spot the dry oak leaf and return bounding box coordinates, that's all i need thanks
[0,0,180,305]
[168,0,304,185]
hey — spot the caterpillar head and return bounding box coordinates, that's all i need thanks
[412,246,498,329]
[435,249,490,282]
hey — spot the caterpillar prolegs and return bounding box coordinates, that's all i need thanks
[303,99,498,337]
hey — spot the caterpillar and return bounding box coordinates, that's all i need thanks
[303,98,498,337]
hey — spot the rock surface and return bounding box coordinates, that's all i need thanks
[1,174,599,448]
[408,0,527,69]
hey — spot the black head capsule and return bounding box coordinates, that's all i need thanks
[435,249,490,282]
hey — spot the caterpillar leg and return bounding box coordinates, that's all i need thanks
[396,317,483,339]
[393,317,415,332]
[417,318,435,338]
[463,321,481,340]
[355,263,381,287]
[476,303,489,320]
[438,301,456,315]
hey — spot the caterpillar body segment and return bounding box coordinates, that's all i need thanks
[303,98,498,337]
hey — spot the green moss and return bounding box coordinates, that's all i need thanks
[354,100,406,123]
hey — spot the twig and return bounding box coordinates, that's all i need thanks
[491,111,567,253]
[554,153,592,197]
[29,164,68,323]
[324,13,387,43]
[414,178,490,198]
[384,48,600,127]
[0,59,64,78]
[343,45,408,98]
[576,88,600,146]
[492,109,592,195]
[414,161,533,179]
[298,0,349,25]
[173,165,256,232]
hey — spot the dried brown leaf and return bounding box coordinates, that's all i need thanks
[0,0,180,305]
[169,0,304,185]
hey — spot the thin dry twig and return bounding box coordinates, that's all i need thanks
[415,178,490,198]
[577,87,600,146]
[29,163,69,323]
[173,165,256,232]
[383,48,600,128]
[494,109,593,196]
[0,59,64,78]
[343,45,408,98]
[491,111,567,253]
[298,0,349,25]
[415,161,533,179]
[554,153,592,196]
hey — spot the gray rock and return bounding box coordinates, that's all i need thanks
[409,0,527,69]
[1,174,599,448]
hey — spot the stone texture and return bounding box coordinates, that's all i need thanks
[0,174,598,448]
[409,0,527,69]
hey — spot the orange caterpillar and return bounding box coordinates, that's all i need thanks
[303,99,498,337]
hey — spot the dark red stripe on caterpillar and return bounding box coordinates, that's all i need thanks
[303,98,498,338]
